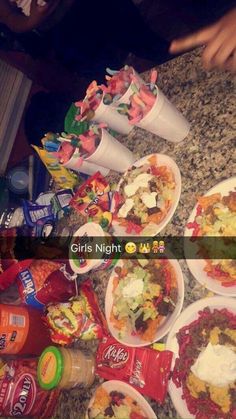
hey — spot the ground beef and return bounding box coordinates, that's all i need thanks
[218,333,235,346]
[149,180,157,192]
[104,406,114,417]
[135,313,148,332]
[157,300,170,316]
[127,214,142,225]
[148,207,161,215]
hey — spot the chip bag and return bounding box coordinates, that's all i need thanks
[0,358,59,418]
[96,336,173,403]
[17,260,76,309]
[69,172,112,229]
[45,279,107,344]
[32,145,77,189]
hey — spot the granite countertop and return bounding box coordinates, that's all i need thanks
[49,48,236,419]
[41,47,236,419]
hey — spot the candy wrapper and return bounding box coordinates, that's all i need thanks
[0,358,59,418]
[45,279,107,344]
[22,200,56,238]
[70,172,112,229]
[32,145,78,189]
[50,189,74,216]
[17,260,76,309]
[96,336,173,403]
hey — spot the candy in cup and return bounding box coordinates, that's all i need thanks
[118,70,190,142]
[53,132,109,177]
[75,80,132,135]
[104,66,144,105]
[84,127,135,173]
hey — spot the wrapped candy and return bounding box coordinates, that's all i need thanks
[69,172,112,229]
[45,280,107,344]
[96,336,173,404]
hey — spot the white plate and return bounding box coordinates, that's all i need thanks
[86,380,157,419]
[166,296,236,419]
[185,176,236,296]
[111,154,181,237]
[105,258,184,347]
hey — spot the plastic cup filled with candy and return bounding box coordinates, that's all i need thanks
[75,81,132,135]
[103,66,144,106]
[43,130,109,176]
[51,125,134,174]
[85,128,135,173]
[117,70,190,142]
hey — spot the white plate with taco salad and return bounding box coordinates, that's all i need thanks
[111,154,181,237]
[86,380,157,419]
[166,296,236,419]
[185,177,236,296]
[105,257,184,347]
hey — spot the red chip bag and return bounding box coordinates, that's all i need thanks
[96,336,173,403]
[17,260,76,308]
[0,259,32,292]
[0,358,59,418]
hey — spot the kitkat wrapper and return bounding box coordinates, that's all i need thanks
[96,336,173,403]
[32,146,77,189]
[45,279,107,344]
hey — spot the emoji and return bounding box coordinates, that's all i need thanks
[158,240,165,253]
[138,242,151,254]
[125,242,137,254]
[152,240,159,253]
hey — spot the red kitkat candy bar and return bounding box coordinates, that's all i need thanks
[96,336,173,403]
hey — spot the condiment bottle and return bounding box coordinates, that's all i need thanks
[0,304,52,356]
[37,346,95,390]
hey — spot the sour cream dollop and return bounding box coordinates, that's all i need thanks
[191,342,236,387]
[124,174,153,197]
[122,279,144,298]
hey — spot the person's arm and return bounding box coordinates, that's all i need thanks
[169,8,236,73]
[0,0,60,33]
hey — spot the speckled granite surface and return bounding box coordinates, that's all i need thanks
[3,47,234,419]
[49,48,236,419]
[50,48,236,419]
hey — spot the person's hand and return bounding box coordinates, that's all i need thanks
[30,0,60,26]
[169,8,236,73]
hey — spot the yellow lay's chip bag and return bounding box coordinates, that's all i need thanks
[32,145,77,189]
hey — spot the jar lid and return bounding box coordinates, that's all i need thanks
[37,346,64,390]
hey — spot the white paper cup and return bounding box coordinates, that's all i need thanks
[62,147,109,176]
[85,129,135,173]
[137,86,190,142]
[69,222,114,274]
[91,99,133,135]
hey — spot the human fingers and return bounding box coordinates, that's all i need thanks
[224,51,236,73]
[201,28,233,70]
[169,23,220,54]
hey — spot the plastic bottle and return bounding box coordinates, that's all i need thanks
[0,304,52,356]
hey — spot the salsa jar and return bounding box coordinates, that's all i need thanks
[37,346,95,390]
[0,304,52,356]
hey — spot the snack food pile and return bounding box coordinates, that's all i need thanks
[0,64,234,419]
[172,307,236,419]
[187,191,236,287]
